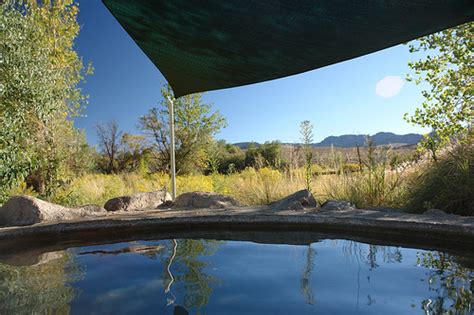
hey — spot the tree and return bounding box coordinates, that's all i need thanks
[26,119,96,195]
[206,140,245,174]
[244,141,282,169]
[0,0,93,201]
[405,22,473,160]
[260,141,282,168]
[95,120,123,174]
[138,85,226,174]
[117,133,152,173]
[300,120,314,191]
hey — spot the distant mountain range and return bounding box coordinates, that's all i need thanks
[234,132,423,149]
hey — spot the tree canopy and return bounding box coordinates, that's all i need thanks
[405,22,473,160]
[0,0,93,201]
[138,85,226,174]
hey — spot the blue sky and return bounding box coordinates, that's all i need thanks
[74,0,430,145]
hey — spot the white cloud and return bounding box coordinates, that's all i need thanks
[375,76,404,98]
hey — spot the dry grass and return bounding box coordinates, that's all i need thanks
[404,136,473,215]
[20,164,404,209]
[7,140,470,215]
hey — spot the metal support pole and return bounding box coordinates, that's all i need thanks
[167,96,177,200]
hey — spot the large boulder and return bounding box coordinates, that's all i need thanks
[104,190,171,212]
[270,189,317,211]
[321,200,356,211]
[172,192,240,209]
[0,195,106,227]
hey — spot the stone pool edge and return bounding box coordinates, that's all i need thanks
[0,208,473,253]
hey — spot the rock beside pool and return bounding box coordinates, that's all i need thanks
[321,200,356,211]
[158,200,174,209]
[104,190,171,212]
[172,192,241,209]
[0,195,106,227]
[270,189,317,211]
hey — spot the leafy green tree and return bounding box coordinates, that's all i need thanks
[244,142,260,167]
[300,120,314,191]
[0,0,92,201]
[405,23,473,161]
[207,140,245,174]
[244,141,282,169]
[26,119,96,195]
[117,133,152,174]
[260,141,282,168]
[138,85,226,174]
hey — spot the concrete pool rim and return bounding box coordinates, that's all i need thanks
[0,208,473,263]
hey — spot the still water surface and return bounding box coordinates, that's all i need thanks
[0,239,472,314]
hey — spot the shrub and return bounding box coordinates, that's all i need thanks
[405,135,473,215]
[226,167,301,205]
[177,174,214,194]
[51,172,169,207]
[322,171,407,209]
[321,142,408,209]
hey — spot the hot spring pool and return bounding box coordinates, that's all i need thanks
[1,238,472,314]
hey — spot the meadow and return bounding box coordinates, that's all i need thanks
[6,145,417,210]
[35,166,407,209]
[8,135,472,216]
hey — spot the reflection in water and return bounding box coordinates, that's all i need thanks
[173,305,189,315]
[340,242,404,308]
[341,241,403,268]
[417,252,473,314]
[300,245,316,305]
[0,251,82,314]
[164,239,222,313]
[339,242,472,314]
[165,239,178,305]
[0,239,472,314]
[79,244,165,257]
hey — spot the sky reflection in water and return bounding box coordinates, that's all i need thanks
[0,239,472,314]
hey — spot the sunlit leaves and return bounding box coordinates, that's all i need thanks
[138,84,227,174]
[405,22,473,160]
[0,0,92,201]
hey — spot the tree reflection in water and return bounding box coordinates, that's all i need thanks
[0,239,471,314]
[340,241,403,268]
[417,252,473,314]
[339,241,472,314]
[163,239,222,313]
[0,251,83,314]
[300,244,316,305]
[163,239,472,313]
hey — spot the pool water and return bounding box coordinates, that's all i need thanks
[1,239,472,314]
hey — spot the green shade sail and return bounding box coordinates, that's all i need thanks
[102,0,473,97]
